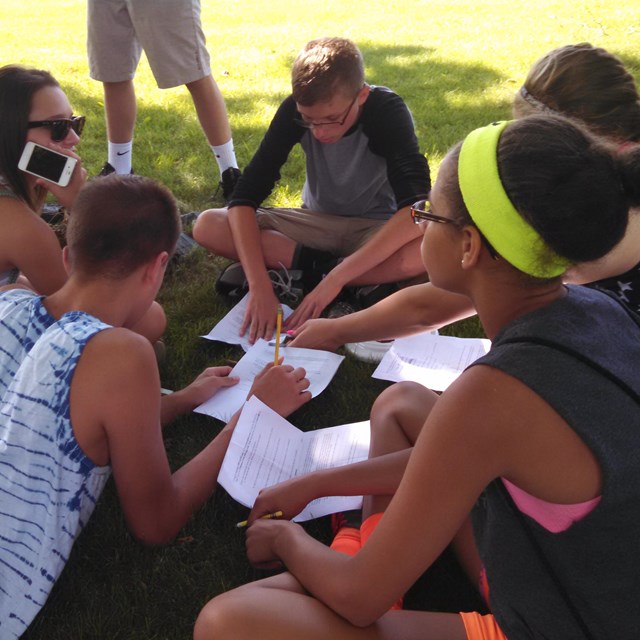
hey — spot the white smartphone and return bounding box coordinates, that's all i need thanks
[18,141,77,187]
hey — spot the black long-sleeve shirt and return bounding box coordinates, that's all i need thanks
[228,85,430,219]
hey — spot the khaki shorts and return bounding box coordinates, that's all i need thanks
[256,207,386,257]
[87,0,211,88]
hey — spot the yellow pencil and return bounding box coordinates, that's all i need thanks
[236,510,284,529]
[274,306,283,365]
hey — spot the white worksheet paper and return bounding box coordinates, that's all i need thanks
[373,332,491,391]
[201,293,294,352]
[194,339,344,422]
[218,396,371,522]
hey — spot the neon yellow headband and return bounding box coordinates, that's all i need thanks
[458,120,571,278]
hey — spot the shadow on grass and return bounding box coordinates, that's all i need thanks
[64,42,510,212]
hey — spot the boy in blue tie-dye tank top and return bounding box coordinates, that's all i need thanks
[0,175,312,638]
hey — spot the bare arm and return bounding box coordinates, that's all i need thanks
[245,370,504,624]
[159,366,239,426]
[228,205,280,342]
[248,449,413,523]
[1,198,67,294]
[244,365,603,626]
[73,331,311,545]
[289,282,475,351]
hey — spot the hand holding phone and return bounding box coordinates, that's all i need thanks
[18,141,78,187]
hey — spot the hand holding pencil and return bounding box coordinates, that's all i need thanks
[245,360,312,418]
[274,306,283,365]
[236,510,283,528]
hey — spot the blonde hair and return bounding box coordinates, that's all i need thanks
[513,43,640,142]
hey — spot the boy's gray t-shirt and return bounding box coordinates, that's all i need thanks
[228,85,430,220]
[300,119,396,219]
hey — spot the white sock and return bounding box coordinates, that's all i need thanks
[108,141,133,174]
[210,139,238,176]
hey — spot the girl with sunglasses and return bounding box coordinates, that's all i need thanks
[195,114,640,640]
[288,43,640,354]
[0,64,165,343]
[0,64,87,293]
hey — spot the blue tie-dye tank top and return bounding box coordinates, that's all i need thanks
[0,296,111,638]
[0,289,54,391]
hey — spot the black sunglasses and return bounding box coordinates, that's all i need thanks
[410,200,461,226]
[27,115,86,142]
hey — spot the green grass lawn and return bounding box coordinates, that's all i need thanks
[2,1,640,638]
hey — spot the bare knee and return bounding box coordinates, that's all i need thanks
[194,593,235,640]
[370,382,437,452]
[193,585,265,640]
[131,301,166,344]
[193,208,233,256]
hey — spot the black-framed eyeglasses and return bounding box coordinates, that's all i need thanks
[27,115,86,142]
[411,199,500,259]
[410,200,461,226]
[294,93,359,130]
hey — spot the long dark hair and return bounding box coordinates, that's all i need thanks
[0,65,60,209]
[513,44,640,143]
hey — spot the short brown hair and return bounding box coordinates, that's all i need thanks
[66,174,180,279]
[513,43,640,142]
[291,37,364,106]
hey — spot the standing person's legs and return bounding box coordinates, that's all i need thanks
[186,75,233,154]
[102,80,137,143]
[87,0,141,174]
[131,0,238,185]
[187,74,240,198]
[102,80,137,173]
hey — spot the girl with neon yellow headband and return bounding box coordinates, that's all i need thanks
[289,43,640,354]
[195,115,640,639]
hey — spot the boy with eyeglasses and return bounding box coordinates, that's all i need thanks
[193,37,431,343]
[0,174,311,638]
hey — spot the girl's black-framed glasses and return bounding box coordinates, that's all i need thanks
[410,199,461,226]
[411,199,499,259]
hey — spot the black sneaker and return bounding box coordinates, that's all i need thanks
[326,297,359,319]
[292,245,340,292]
[180,211,199,232]
[97,162,134,178]
[219,167,241,203]
[215,262,248,299]
[215,261,304,305]
[41,203,65,225]
[97,162,116,177]
[268,266,304,306]
[166,233,198,273]
[354,282,399,309]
